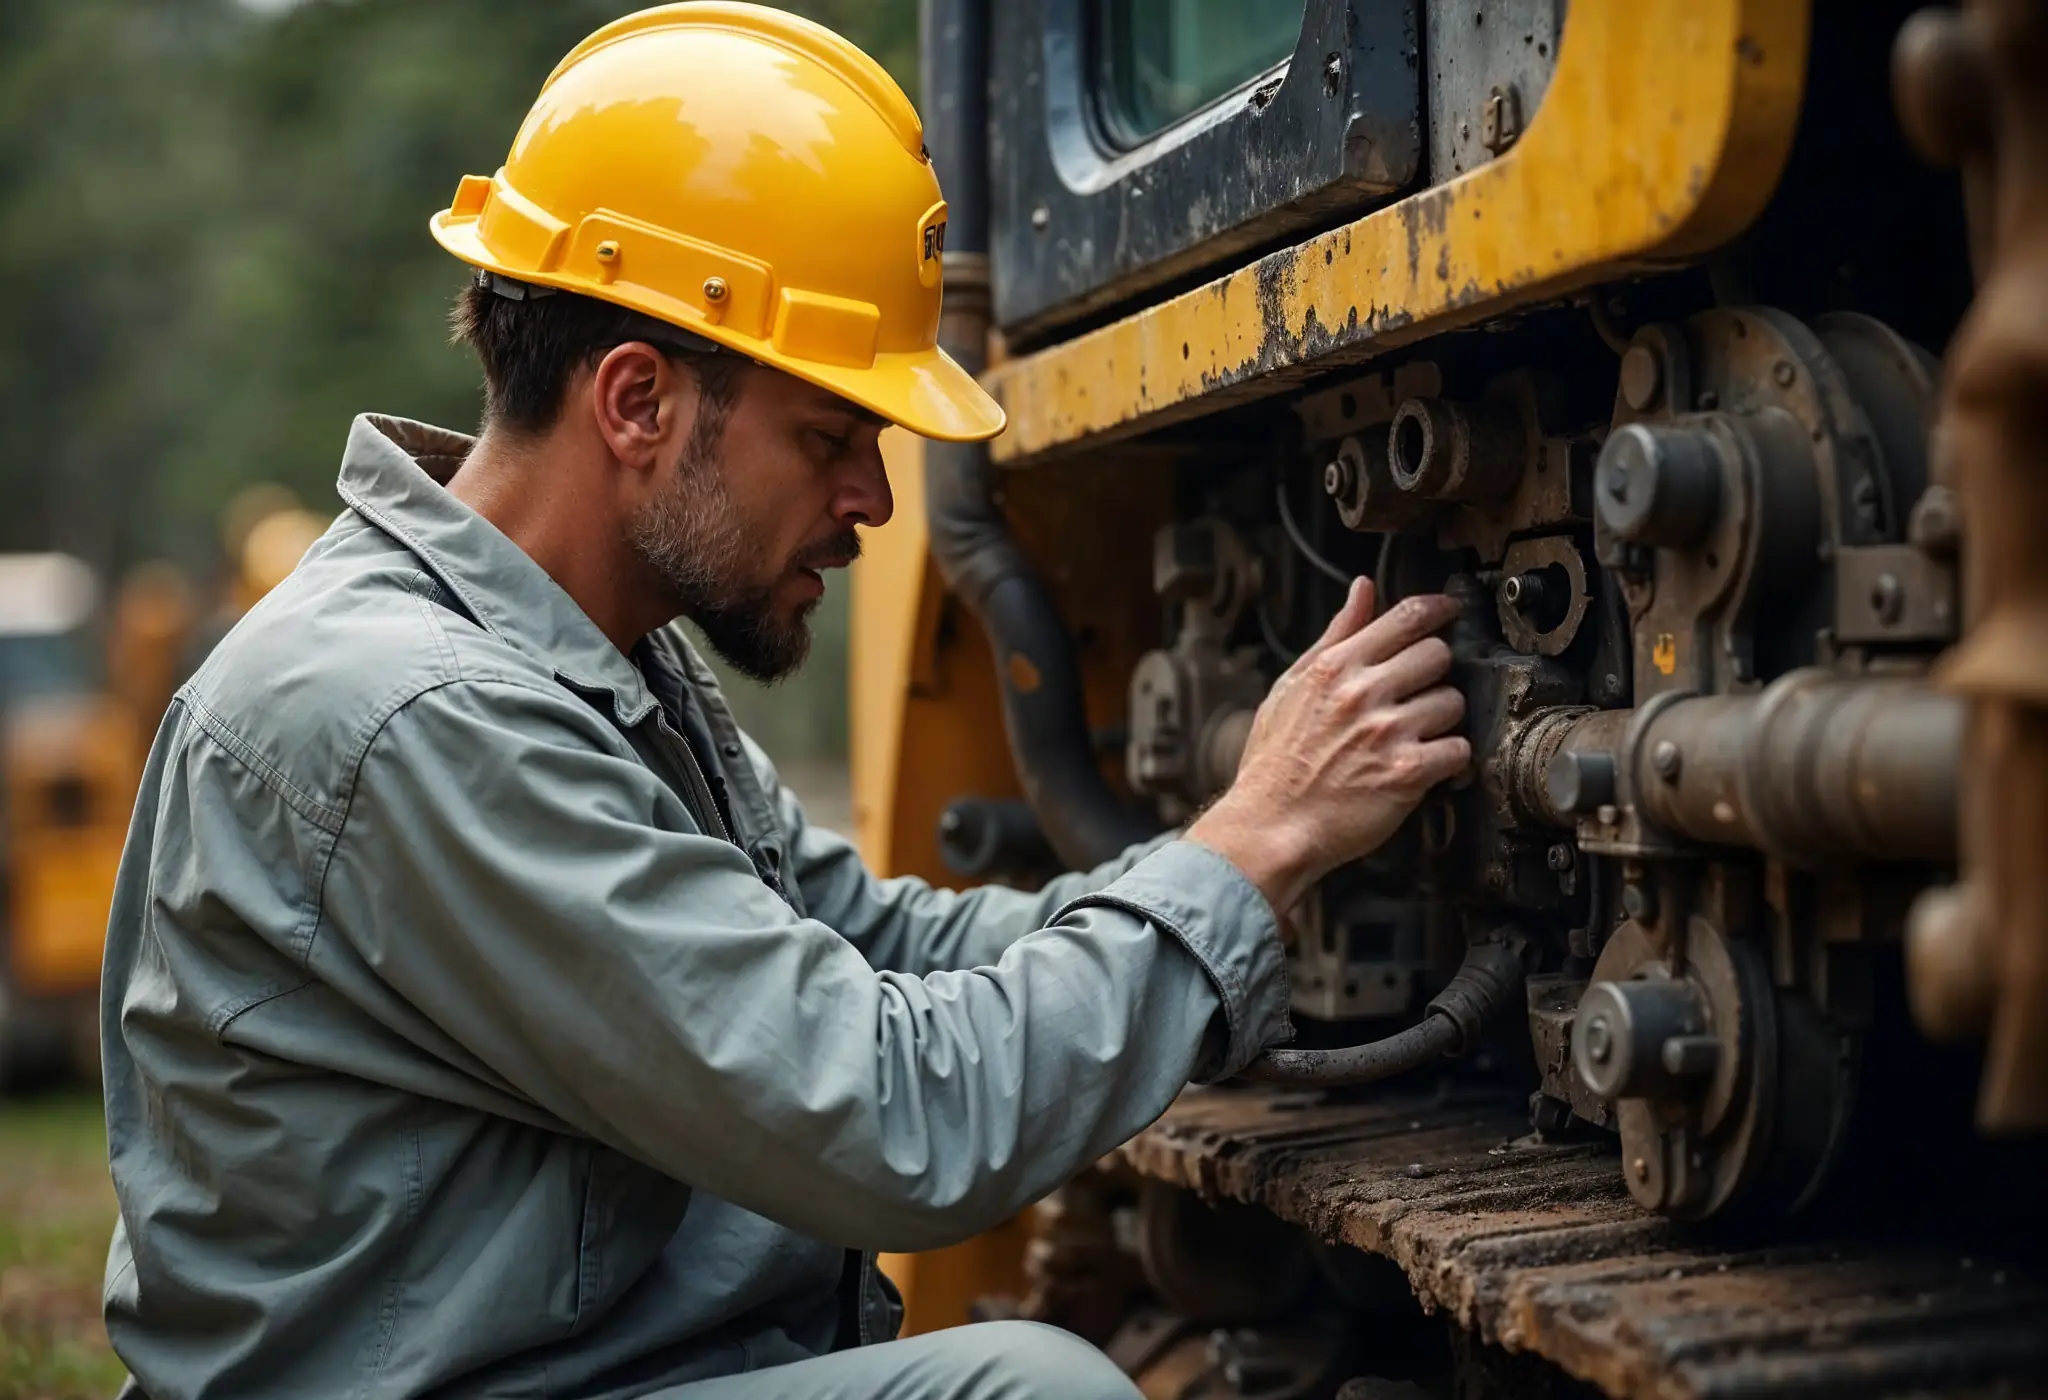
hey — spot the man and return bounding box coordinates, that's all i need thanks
[99,7,1468,1398]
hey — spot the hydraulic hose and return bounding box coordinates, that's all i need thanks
[1239,937,1526,1087]
[921,0,1157,870]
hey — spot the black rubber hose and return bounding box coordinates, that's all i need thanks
[1239,937,1526,1087]
[1239,1014,1462,1086]
[921,0,1157,870]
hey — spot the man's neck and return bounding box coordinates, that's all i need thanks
[447,426,674,654]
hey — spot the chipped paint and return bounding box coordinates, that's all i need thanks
[984,0,1810,466]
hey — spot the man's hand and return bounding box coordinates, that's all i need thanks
[1187,579,1468,915]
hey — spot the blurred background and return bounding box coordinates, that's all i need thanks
[0,3,913,1394]
[0,0,917,762]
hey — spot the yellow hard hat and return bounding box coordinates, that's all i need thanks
[430,2,1005,444]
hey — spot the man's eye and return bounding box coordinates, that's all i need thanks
[814,429,851,456]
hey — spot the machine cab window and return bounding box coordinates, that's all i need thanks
[1094,0,1307,146]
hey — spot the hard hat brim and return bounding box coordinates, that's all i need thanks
[433,214,1007,444]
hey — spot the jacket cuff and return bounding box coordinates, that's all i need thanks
[1053,839,1293,1081]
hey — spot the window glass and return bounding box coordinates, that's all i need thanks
[1098,0,1307,143]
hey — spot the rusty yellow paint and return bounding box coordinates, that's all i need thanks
[848,428,932,874]
[983,0,1810,465]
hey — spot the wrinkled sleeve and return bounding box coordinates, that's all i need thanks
[746,734,1173,976]
[325,680,1290,1253]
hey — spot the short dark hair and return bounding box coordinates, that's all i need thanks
[451,276,744,435]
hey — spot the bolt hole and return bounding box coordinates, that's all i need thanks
[1344,980,1360,997]
[1704,550,1719,569]
[1392,412,1429,486]
[1339,391,1357,419]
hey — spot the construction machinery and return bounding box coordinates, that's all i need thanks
[0,492,321,1091]
[0,554,146,1087]
[856,0,2048,1394]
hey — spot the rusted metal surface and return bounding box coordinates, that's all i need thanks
[983,0,1811,466]
[1122,1087,2048,1398]
[1896,1,2048,1131]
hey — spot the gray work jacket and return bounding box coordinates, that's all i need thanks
[99,414,1290,1400]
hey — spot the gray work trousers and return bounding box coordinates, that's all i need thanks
[661,1322,1141,1399]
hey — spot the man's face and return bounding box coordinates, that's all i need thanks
[628,363,892,682]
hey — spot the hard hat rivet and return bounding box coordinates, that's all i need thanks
[595,240,620,263]
[703,276,730,303]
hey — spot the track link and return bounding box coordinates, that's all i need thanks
[1121,1087,2048,1399]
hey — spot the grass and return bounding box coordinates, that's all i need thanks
[0,1092,126,1400]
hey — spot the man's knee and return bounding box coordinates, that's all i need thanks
[952,1320,1139,1400]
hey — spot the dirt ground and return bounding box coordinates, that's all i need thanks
[0,1092,125,1399]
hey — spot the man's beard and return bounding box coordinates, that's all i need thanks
[627,438,859,683]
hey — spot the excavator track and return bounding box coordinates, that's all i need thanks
[1121,1087,2048,1399]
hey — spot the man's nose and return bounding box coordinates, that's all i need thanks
[833,444,894,530]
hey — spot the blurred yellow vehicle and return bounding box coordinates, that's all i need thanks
[0,553,141,1087]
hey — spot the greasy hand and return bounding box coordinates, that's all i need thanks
[1188,579,1468,915]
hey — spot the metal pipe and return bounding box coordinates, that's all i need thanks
[919,0,1155,868]
[1241,938,1525,1087]
[1634,671,1960,862]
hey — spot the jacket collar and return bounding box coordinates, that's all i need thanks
[335,413,660,726]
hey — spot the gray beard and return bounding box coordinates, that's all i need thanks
[627,448,815,684]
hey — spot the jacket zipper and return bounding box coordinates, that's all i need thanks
[654,715,734,846]
[855,1251,878,1346]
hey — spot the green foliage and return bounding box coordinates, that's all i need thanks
[0,0,916,757]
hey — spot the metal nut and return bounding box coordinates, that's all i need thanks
[1651,739,1683,781]
[1324,455,1355,502]
[1620,881,1658,924]
[702,276,729,303]
[1619,344,1663,412]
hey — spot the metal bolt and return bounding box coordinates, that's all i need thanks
[1583,1015,1615,1065]
[1547,750,1616,815]
[1501,570,1550,614]
[1547,842,1575,872]
[1324,455,1355,501]
[1404,1162,1430,1179]
[1773,359,1796,387]
[1660,1035,1721,1078]
[1595,802,1619,827]
[1030,205,1050,232]
[1619,344,1663,411]
[1631,1156,1650,1182]
[1909,485,1962,554]
[1621,880,1658,923]
[702,276,729,303]
[1871,572,1905,624]
[1651,739,1682,781]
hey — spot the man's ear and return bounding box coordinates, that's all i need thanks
[590,342,690,473]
